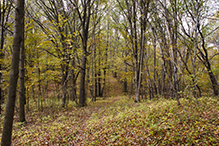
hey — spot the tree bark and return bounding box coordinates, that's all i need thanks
[79,54,86,106]
[61,64,68,107]
[76,0,93,106]
[1,0,24,145]
[98,50,101,97]
[94,49,97,100]
[71,60,77,101]
[62,80,67,107]
[19,20,26,122]
[0,0,10,114]
[207,65,219,96]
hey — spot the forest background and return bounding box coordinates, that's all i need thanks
[0,0,219,145]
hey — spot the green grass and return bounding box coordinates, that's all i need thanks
[0,96,218,145]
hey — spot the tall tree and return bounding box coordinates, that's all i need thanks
[117,0,151,102]
[70,0,94,106]
[30,0,77,107]
[1,0,24,145]
[182,0,219,96]
[0,0,13,114]
[19,5,26,122]
[160,0,180,105]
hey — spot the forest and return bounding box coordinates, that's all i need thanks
[0,0,219,145]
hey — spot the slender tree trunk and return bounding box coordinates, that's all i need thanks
[197,1,218,96]
[132,0,141,102]
[37,50,42,110]
[61,63,68,107]
[71,62,77,101]
[123,51,128,92]
[91,47,94,101]
[192,4,199,102]
[153,36,158,96]
[94,46,97,99]
[77,0,92,106]
[86,66,90,97]
[0,0,6,115]
[38,67,41,110]
[207,66,219,96]
[19,21,26,122]
[62,81,67,107]
[161,64,165,97]
[79,54,86,106]
[1,0,24,144]
[101,18,109,96]
[124,65,128,93]
[72,78,77,101]
[98,51,101,97]
[26,87,29,111]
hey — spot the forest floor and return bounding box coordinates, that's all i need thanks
[0,76,219,145]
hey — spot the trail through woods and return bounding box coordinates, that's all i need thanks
[107,76,125,97]
[0,76,218,145]
[1,75,126,145]
[71,76,125,144]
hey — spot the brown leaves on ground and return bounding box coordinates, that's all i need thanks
[0,76,218,145]
[0,96,218,145]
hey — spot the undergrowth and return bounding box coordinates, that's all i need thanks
[0,96,218,145]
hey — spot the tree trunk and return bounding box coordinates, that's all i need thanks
[62,81,67,107]
[38,67,41,110]
[0,0,6,115]
[94,46,97,99]
[77,0,92,106]
[98,55,101,97]
[37,49,42,110]
[86,66,90,97]
[132,0,141,102]
[19,23,26,122]
[71,71,77,101]
[207,66,219,96]
[61,63,68,107]
[124,51,128,92]
[79,54,86,106]
[72,80,77,101]
[1,0,24,144]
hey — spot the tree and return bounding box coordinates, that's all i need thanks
[0,0,13,114]
[182,0,219,96]
[70,0,94,106]
[28,0,79,107]
[19,8,26,122]
[117,0,151,102]
[157,0,180,105]
[1,0,24,145]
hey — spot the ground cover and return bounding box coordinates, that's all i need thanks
[0,76,218,145]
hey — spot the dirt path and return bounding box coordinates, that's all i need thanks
[71,76,124,145]
[107,76,124,97]
[9,76,125,145]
